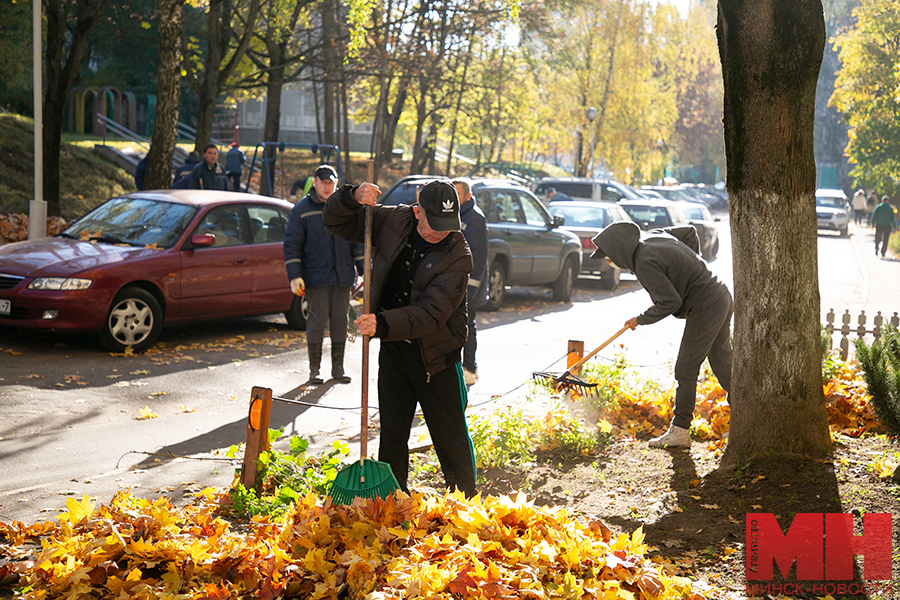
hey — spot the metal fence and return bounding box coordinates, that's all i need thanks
[824,309,900,359]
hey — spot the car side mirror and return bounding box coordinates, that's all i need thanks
[552,214,565,228]
[714,217,722,222]
[190,233,216,248]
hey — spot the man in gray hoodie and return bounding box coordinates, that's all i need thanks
[590,221,733,448]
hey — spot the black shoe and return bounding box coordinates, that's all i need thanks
[308,375,324,385]
[332,374,352,384]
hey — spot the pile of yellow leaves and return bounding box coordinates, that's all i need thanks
[0,214,70,245]
[0,489,706,600]
[591,359,881,442]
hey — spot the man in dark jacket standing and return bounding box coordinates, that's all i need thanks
[324,179,477,497]
[454,179,489,386]
[225,143,246,192]
[284,165,363,384]
[591,221,733,449]
[189,144,228,191]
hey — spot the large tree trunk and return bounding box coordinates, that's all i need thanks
[717,0,831,469]
[43,0,112,216]
[259,63,285,197]
[146,0,183,190]
[321,0,337,146]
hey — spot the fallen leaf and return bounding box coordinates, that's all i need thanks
[700,504,720,510]
[134,406,158,420]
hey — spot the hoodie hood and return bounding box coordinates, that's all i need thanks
[590,221,641,271]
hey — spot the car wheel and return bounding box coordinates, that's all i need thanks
[483,262,507,311]
[285,294,308,330]
[600,265,620,290]
[552,256,577,302]
[99,287,162,353]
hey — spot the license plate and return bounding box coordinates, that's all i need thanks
[0,299,9,316]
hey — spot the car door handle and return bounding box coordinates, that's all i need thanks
[234,258,248,265]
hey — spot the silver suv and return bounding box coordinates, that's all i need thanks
[379,176,582,310]
[815,189,850,237]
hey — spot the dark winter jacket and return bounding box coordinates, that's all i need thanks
[189,161,228,191]
[283,191,363,288]
[591,221,728,325]
[460,197,489,309]
[323,184,472,376]
[871,202,897,227]
[225,147,245,174]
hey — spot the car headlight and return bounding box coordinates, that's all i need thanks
[836,211,847,218]
[27,277,92,290]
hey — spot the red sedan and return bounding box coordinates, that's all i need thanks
[0,190,307,352]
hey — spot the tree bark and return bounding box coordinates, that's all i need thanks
[146,0,184,190]
[717,0,831,469]
[258,64,285,197]
[43,0,112,216]
[321,0,337,146]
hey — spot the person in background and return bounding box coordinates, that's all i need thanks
[872,195,897,258]
[867,190,878,226]
[283,165,363,384]
[453,178,489,386]
[591,221,733,449]
[543,187,572,203]
[171,151,200,189]
[324,179,477,497]
[133,155,148,191]
[851,189,868,226]
[289,175,315,203]
[189,144,228,191]
[225,142,246,192]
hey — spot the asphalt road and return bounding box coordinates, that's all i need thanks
[0,217,895,523]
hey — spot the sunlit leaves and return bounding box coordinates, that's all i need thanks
[1,489,704,599]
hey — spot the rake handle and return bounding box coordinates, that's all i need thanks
[361,160,375,463]
[567,324,631,374]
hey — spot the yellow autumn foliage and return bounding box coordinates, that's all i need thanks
[0,489,706,600]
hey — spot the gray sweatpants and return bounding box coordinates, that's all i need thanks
[672,290,733,429]
[304,285,352,345]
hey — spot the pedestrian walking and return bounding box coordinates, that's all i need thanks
[872,195,897,258]
[172,151,200,189]
[867,190,878,226]
[454,178,489,386]
[324,179,477,497]
[591,221,733,449]
[284,165,363,384]
[189,144,228,191]
[225,143,246,192]
[852,189,867,225]
[543,187,572,202]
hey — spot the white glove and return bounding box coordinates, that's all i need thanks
[290,277,305,296]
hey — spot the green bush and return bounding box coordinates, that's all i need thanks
[468,408,536,468]
[227,432,350,518]
[854,326,900,436]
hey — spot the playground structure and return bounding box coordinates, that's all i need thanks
[245,142,343,197]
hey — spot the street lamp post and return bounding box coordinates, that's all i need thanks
[585,107,598,179]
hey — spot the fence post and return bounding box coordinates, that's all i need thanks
[567,340,585,375]
[241,387,272,491]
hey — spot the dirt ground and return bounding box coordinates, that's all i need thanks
[409,429,900,599]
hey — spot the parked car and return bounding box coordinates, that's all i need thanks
[618,199,690,232]
[676,202,720,260]
[815,189,850,237]
[532,177,647,203]
[0,190,306,352]
[547,200,632,289]
[379,176,582,310]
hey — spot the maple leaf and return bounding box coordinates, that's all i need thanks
[134,405,158,420]
[57,494,96,524]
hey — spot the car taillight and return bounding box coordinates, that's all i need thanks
[581,237,595,250]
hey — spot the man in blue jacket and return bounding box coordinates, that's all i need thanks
[591,221,733,449]
[225,143,245,192]
[283,165,363,384]
[454,179,489,385]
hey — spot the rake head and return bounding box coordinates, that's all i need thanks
[533,371,598,397]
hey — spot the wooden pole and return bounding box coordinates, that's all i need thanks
[241,387,272,491]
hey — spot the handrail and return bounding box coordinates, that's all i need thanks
[97,114,150,155]
[435,145,476,166]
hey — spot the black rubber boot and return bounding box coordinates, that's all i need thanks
[308,343,323,384]
[331,342,351,384]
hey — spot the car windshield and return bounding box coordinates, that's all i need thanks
[621,205,674,230]
[380,179,438,206]
[63,196,197,248]
[816,196,845,209]
[680,204,710,221]
[549,205,608,228]
[534,182,594,198]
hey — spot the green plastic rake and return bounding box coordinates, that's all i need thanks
[328,162,400,504]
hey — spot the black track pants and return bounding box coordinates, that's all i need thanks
[377,340,477,496]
